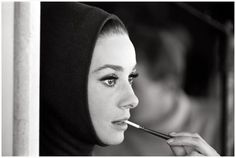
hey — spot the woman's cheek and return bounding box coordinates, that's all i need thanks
[99,88,126,145]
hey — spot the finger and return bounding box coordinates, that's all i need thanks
[189,150,203,156]
[184,146,202,156]
[169,145,187,156]
[169,132,200,138]
[184,146,194,155]
[170,132,207,146]
[167,136,206,155]
[167,138,188,156]
[167,136,219,156]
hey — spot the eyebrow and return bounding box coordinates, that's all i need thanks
[93,64,123,73]
[93,64,136,73]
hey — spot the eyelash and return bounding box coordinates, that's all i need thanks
[99,72,139,88]
[129,72,139,85]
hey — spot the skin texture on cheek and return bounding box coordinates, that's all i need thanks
[88,79,124,145]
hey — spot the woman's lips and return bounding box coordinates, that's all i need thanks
[112,118,129,130]
[112,120,126,125]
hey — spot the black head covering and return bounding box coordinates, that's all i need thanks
[40,2,124,155]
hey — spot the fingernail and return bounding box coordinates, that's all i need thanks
[169,132,176,136]
[167,139,174,144]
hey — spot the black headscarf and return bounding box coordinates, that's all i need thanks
[40,2,123,155]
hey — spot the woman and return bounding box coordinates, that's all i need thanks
[40,2,219,156]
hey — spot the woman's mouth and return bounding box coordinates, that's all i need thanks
[112,119,128,130]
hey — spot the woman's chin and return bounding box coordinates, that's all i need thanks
[101,132,124,145]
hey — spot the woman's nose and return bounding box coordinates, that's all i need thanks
[119,84,139,109]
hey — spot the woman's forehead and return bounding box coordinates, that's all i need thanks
[91,34,136,72]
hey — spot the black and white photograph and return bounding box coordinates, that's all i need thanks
[2,1,234,156]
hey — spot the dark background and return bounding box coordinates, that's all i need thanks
[85,2,234,97]
[85,2,234,156]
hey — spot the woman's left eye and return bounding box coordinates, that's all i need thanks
[129,72,139,85]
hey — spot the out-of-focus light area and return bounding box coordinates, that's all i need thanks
[85,2,234,156]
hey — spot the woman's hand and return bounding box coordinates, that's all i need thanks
[167,132,220,156]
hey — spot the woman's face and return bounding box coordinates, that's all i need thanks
[88,33,139,145]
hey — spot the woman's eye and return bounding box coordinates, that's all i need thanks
[104,79,116,87]
[99,74,118,87]
[129,72,139,85]
[128,77,134,85]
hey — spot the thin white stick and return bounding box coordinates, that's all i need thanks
[124,120,141,129]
